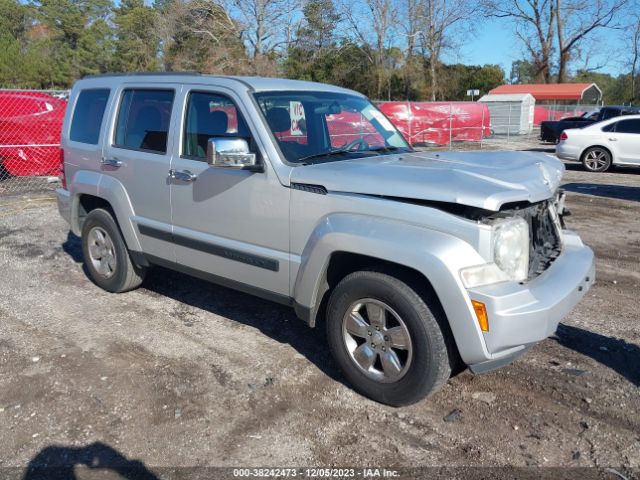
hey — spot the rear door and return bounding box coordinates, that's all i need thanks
[102,84,180,259]
[610,118,640,164]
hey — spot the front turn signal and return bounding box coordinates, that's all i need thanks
[472,300,489,332]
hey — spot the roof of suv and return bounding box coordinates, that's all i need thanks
[81,73,363,96]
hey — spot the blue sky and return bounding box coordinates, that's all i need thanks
[448,18,624,77]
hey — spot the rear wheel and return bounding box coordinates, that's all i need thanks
[81,208,146,293]
[582,147,611,172]
[326,270,453,406]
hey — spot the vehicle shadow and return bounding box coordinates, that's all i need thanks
[554,324,640,386]
[142,264,344,384]
[562,182,640,202]
[22,442,158,480]
[61,231,344,386]
[563,162,640,175]
[62,231,83,262]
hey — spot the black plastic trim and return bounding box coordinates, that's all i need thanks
[137,224,279,272]
[144,254,292,307]
[291,183,328,195]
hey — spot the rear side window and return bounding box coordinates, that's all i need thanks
[69,89,110,144]
[615,119,640,134]
[114,89,174,154]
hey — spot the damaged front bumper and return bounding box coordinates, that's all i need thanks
[466,230,595,373]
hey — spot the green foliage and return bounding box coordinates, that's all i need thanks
[440,64,505,99]
[574,70,635,105]
[162,0,246,74]
[113,0,160,72]
[0,0,633,103]
[509,60,537,85]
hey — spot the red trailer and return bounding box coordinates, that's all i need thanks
[0,91,66,177]
[378,101,491,146]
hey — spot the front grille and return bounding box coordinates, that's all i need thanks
[514,201,563,278]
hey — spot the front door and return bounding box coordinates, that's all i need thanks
[169,88,290,298]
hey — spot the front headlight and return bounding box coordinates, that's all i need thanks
[493,217,529,282]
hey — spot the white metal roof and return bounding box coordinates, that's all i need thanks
[478,93,535,102]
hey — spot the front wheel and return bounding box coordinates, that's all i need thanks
[326,270,453,406]
[582,147,612,172]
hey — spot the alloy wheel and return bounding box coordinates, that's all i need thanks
[341,298,413,383]
[87,226,117,278]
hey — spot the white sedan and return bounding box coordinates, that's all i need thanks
[555,114,640,172]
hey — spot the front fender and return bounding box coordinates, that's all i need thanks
[293,213,492,365]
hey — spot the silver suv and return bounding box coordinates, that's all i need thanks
[57,74,595,406]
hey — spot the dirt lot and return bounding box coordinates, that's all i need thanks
[0,161,639,478]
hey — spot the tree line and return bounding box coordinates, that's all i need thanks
[0,0,638,103]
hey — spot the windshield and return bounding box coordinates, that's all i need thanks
[254,91,411,164]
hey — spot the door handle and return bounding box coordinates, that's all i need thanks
[101,157,123,167]
[169,169,197,182]
[608,137,618,141]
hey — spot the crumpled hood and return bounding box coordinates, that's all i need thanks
[289,150,564,211]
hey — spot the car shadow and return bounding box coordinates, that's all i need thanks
[61,231,344,386]
[22,442,158,480]
[562,182,640,202]
[554,324,640,386]
[562,162,640,175]
[62,231,83,262]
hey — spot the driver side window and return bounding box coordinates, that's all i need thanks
[182,92,251,160]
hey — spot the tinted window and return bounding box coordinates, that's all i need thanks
[182,92,251,159]
[114,89,174,153]
[615,119,640,134]
[70,89,110,144]
[600,108,621,120]
[601,122,616,132]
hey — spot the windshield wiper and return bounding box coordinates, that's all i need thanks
[298,148,356,164]
[364,146,406,153]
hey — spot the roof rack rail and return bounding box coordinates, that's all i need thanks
[82,71,202,79]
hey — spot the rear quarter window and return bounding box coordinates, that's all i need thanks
[69,89,110,144]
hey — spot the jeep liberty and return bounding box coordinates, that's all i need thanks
[57,74,595,406]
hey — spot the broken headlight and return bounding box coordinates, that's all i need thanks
[492,216,529,282]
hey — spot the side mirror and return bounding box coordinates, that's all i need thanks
[206,138,258,169]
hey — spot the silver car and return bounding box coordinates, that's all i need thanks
[57,74,595,406]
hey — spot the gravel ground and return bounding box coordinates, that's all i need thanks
[0,161,638,478]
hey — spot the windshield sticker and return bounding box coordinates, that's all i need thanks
[290,101,306,136]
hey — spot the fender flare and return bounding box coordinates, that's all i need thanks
[292,213,491,364]
[69,170,142,252]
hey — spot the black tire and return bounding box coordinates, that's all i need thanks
[581,147,612,172]
[326,270,453,406]
[81,208,146,293]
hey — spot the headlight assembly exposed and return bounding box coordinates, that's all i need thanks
[492,216,529,282]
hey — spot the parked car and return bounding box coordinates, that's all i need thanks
[556,114,640,172]
[0,90,67,177]
[541,106,640,144]
[57,74,594,406]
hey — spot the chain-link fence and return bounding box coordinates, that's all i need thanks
[0,90,598,199]
[377,100,601,152]
[0,89,69,197]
